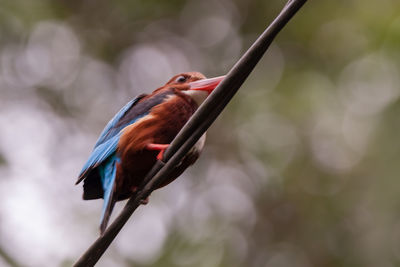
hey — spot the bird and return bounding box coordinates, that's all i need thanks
[76,72,225,234]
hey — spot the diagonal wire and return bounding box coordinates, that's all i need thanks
[73,0,308,266]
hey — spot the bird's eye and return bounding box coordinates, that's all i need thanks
[175,75,187,83]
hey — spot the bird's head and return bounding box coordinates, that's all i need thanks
[164,72,225,105]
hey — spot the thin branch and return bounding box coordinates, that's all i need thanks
[73,0,308,266]
[0,246,22,267]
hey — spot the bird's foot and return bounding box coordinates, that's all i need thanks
[131,186,149,205]
[131,186,139,193]
[145,143,170,161]
[140,197,149,205]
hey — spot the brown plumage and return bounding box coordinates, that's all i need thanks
[116,86,201,199]
[77,71,224,234]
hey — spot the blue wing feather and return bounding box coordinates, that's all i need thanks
[98,155,119,233]
[78,90,175,182]
[94,97,142,147]
[79,134,121,178]
[77,95,146,181]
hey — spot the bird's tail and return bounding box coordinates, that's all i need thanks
[99,156,119,235]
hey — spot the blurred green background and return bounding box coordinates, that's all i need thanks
[1,0,400,266]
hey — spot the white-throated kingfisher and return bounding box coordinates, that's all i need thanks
[76,72,225,234]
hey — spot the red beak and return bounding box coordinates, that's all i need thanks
[188,75,225,94]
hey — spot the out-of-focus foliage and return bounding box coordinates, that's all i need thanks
[1,0,400,266]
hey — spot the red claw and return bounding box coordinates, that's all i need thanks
[146,143,170,161]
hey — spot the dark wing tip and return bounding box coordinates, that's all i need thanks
[75,172,87,185]
[99,222,107,236]
[99,219,109,236]
[75,166,96,185]
[99,198,116,236]
[75,177,83,185]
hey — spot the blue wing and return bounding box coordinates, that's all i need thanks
[77,95,146,182]
[98,155,119,234]
[94,96,143,147]
[78,135,121,179]
[77,90,175,185]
